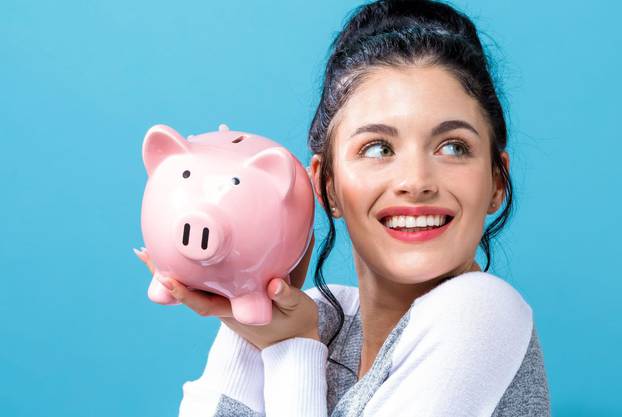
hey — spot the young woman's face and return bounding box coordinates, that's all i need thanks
[310,64,508,284]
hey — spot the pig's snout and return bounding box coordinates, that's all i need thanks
[174,212,231,264]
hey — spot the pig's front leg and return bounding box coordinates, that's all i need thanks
[148,272,181,305]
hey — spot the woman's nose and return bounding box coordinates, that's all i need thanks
[393,155,439,199]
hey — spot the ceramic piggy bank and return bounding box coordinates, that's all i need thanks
[138,123,314,325]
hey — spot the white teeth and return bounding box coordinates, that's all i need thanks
[383,215,448,229]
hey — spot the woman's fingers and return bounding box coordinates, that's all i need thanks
[134,247,233,318]
[134,247,236,318]
[159,276,234,318]
[133,247,155,274]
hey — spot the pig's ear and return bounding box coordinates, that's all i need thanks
[142,125,190,177]
[243,148,295,199]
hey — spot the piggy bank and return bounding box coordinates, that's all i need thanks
[138,123,314,325]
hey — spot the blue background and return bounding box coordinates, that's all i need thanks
[1,0,620,415]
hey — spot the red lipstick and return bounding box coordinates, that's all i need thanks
[376,205,455,243]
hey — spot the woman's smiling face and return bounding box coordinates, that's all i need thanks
[310,64,509,284]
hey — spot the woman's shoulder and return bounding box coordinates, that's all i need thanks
[303,284,360,346]
[425,270,531,302]
[415,271,534,326]
[302,271,533,324]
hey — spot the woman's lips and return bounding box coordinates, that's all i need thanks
[380,216,453,243]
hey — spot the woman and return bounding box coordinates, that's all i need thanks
[136,1,551,415]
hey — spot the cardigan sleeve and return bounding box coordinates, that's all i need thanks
[361,272,537,417]
[490,325,551,416]
[261,337,329,417]
[178,322,265,417]
[177,284,344,417]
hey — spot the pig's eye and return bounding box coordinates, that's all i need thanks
[232,177,240,185]
[182,170,191,178]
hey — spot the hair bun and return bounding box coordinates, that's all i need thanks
[333,0,475,54]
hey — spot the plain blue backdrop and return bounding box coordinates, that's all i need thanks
[1,0,620,416]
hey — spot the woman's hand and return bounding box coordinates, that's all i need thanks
[133,232,320,350]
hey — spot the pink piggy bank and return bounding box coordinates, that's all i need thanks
[138,123,314,325]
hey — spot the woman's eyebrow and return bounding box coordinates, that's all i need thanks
[431,120,480,137]
[350,120,480,139]
[350,123,399,138]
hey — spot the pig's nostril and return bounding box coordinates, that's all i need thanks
[182,223,191,246]
[175,216,225,261]
[201,227,210,250]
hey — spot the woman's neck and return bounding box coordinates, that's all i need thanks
[354,255,481,379]
[355,269,444,379]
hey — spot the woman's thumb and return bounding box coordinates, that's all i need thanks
[269,278,299,309]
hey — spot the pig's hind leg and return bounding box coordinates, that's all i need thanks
[147,274,181,305]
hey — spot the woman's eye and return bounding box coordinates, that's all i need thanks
[439,141,471,157]
[360,141,394,158]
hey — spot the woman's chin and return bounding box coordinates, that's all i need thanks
[381,259,464,285]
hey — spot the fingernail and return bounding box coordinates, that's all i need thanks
[133,248,148,263]
[133,248,143,258]
[274,280,284,296]
[158,276,174,291]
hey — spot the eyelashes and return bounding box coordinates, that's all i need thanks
[358,139,394,158]
[441,140,472,157]
[357,138,472,159]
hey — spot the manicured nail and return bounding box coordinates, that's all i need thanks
[133,248,147,262]
[133,248,143,258]
[158,276,174,291]
[274,280,284,295]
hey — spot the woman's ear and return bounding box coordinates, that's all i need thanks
[489,151,510,214]
[309,154,340,217]
[309,154,326,208]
